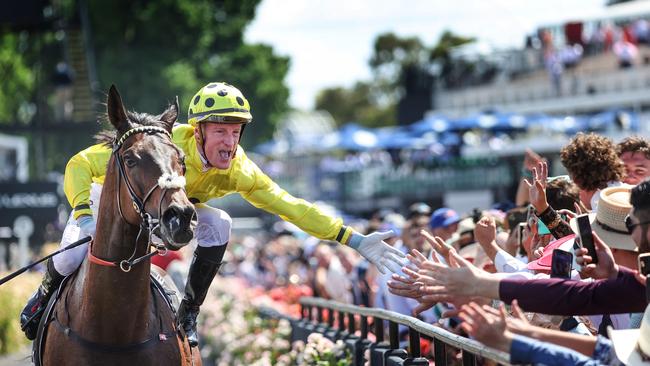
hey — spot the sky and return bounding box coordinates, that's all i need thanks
[245,0,607,110]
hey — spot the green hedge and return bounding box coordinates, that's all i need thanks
[0,272,40,355]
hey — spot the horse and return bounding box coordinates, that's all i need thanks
[40,86,200,365]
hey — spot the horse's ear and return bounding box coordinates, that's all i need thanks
[107,85,131,134]
[159,96,179,132]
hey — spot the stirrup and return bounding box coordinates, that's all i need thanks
[21,307,45,331]
[177,302,200,346]
[20,290,48,340]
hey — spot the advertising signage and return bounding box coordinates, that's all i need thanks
[0,182,61,249]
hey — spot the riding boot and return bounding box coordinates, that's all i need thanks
[177,244,227,347]
[20,260,65,340]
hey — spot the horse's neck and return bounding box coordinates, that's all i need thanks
[75,161,155,342]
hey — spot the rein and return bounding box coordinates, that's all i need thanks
[89,126,181,273]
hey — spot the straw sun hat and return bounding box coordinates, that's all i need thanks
[608,304,650,365]
[569,186,636,251]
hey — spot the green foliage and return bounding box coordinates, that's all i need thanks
[430,30,476,88]
[429,30,476,62]
[315,82,395,128]
[0,33,35,123]
[315,30,474,127]
[87,0,289,147]
[0,273,40,355]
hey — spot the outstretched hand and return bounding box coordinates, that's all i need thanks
[420,230,452,264]
[349,231,407,274]
[415,249,489,301]
[459,302,513,353]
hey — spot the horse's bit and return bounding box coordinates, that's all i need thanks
[89,125,185,272]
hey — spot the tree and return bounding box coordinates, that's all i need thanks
[87,0,289,147]
[369,32,428,103]
[0,33,35,123]
[315,30,475,127]
[429,30,476,88]
[315,82,394,128]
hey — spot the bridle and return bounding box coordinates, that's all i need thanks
[88,125,185,272]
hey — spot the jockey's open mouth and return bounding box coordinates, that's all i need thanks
[218,149,231,161]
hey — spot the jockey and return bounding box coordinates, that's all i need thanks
[20,82,406,346]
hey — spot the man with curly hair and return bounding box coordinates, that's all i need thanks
[617,136,650,185]
[560,133,626,210]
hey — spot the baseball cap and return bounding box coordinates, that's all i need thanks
[408,202,432,219]
[429,208,461,229]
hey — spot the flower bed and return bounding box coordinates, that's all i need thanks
[199,277,351,365]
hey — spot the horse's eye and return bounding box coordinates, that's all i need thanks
[124,157,136,168]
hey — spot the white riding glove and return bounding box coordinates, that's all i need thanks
[348,231,407,274]
[78,215,96,238]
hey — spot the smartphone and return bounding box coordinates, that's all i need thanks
[517,222,527,256]
[551,249,573,279]
[638,253,650,276]
[576,214,598,264]
[526,205,536,230]
[517,223,526,245]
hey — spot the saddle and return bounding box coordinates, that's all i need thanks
[32,268,182,366]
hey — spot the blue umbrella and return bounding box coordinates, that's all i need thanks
[333,123,379,151]
[376,127,424,149]
[587,109,639,131]
[410,115,450,135]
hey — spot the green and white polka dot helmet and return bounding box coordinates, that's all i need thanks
[187,82,252,127]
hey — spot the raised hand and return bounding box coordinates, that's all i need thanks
[523,148,545,172]
[474,216,497,251]
[524,161,549,213]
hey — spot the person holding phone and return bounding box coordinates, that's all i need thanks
[572,186,640,277]
[394,182,650,317]
[550,249,573,279]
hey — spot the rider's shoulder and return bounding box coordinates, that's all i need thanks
[80,142,111,155]
[172,123,194,136]
[171,123,195,144]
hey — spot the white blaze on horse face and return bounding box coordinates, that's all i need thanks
[158,172,186,190]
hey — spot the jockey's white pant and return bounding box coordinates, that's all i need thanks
[52,183,231,276]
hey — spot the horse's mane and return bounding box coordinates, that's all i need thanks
[95,111,169,146]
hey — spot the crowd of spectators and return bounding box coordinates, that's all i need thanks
[156,133,650,365]
[537,16,650,96]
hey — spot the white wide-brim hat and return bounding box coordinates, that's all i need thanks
[608,304,650,365]
[570,186,636,251]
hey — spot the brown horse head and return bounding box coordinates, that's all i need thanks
[106,85,197,249]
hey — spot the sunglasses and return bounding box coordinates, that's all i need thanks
[624,215,650,234]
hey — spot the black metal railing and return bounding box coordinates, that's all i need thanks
[260,297,511,366]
